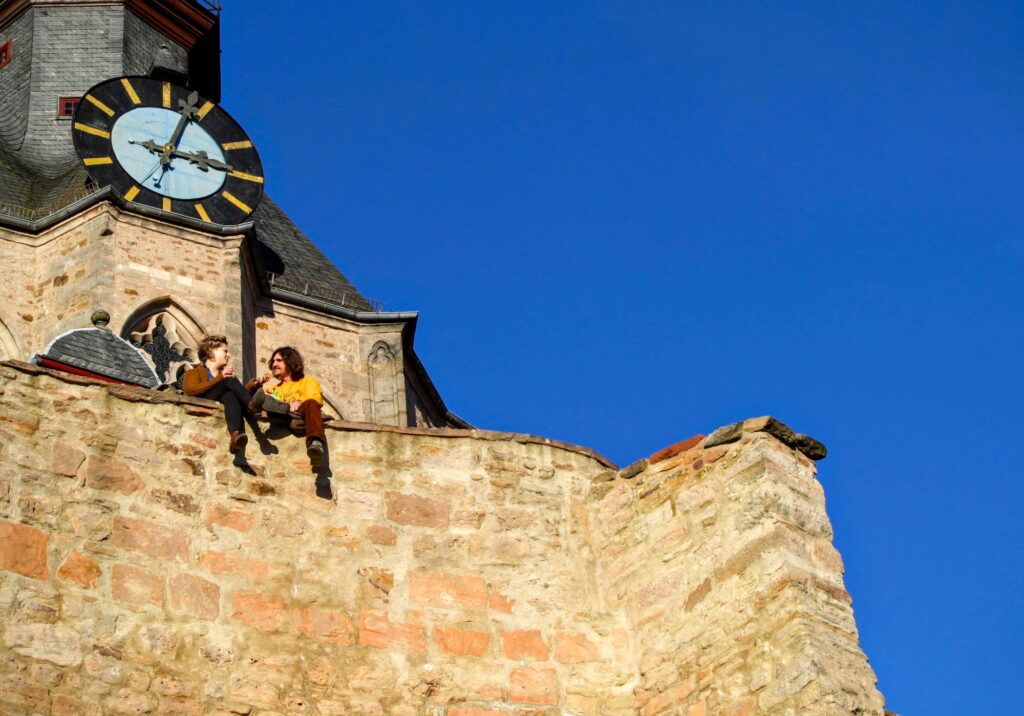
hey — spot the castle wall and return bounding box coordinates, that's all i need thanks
[0,362,884,715]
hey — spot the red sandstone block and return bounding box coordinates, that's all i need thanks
[688,701,707,716]
[553,631,599,664]
[434,626,490,657]
[410,570,489,611]
[684,578,712,612]
[0,520,48,580]
[367,524,397,545]
[488,591,514,614]
[51,441,85,476]
[112,516,189,561]
[358,609,427,654]
[205,503,254,532]
[385,490,450,529]
[170,574,220,621]
[449,709,506,716]
[501,629,548,661]
[57,549,101,588]
[508,667,558,706]
[649,435,705,465]
[232,591,285,631]
[295,606,355,645]
[188,432,217,449]
[723,697,756,716]
[200,551,285,581]
[643,676,696,716]
[111,563,163,606]
[84,456,143,495]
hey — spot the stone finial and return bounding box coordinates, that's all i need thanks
[90,310,111,329]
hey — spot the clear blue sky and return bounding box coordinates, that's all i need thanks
[222,2,1024,712]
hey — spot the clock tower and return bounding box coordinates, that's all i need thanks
[0,0,466,428]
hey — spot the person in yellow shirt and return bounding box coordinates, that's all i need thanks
[250,346,326,468]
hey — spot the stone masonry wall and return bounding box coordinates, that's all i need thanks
[0,362,885,715]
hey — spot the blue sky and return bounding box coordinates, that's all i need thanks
[222,2,1024,712]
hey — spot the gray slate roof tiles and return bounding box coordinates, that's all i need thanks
[37,327,160,388]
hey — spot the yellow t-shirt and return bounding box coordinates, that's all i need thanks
[266,376,323,406]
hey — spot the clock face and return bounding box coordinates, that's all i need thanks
[72,76,264,224]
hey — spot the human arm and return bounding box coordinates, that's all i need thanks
[182,364,222,396]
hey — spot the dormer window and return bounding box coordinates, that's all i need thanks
[0,39,11,70]
[57,96,80,118]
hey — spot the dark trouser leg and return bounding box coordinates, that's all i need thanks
[252,389,291,416]
[200,378,249,433]
[296,400,325,446]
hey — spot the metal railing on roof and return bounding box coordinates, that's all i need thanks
[195,0,221,13]
[266,271,384,313]
[0,184,96,222]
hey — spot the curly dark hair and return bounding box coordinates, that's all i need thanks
[269,346,304,380]
[198,335,228,362]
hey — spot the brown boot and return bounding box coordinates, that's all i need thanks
[229,430,248,454]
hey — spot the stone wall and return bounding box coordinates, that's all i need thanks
[0,362,885,714]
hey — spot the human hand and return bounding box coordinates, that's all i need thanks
[222,364,235,378]
[257,373,272,385]
[289,401,302,412]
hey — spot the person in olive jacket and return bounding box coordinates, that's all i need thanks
[182,335,267,453]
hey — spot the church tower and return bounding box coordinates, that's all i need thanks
[0,0,466,428]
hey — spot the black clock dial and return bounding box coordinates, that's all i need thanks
[72,76,264,225]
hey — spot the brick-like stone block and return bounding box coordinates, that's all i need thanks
[112,516,189,561]
[385,491,449,529]
[111,563,163,606]
[409,570,488,611]
[0,519,48,580]
[170,574,220,621]
[232,591,285,631]
[644,676,697,716]
[434,626,490,657]
[649,434,705,464]
[501,629,548,661]
[554,631,599,664]
[358,609,426,654]
[204,503,254,532]
[200,551,286,580]
[366,524,397,545]
[449,709,506,716]
[84,456,142,495]
[51,441,85,476]
[295,607,355,645]
[57,549,101,588]
[4,622,83,667]
[0,674,50,712]
[509,667,558,706]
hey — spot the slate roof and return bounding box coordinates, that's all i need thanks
[0,158,94,222]
[35,327,161,388]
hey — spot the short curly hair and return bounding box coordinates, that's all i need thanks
[270,346,304,380]
[198,335,228,362]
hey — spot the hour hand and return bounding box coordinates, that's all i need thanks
[169,148,233,172]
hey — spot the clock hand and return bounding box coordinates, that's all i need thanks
[162,91,201,161]
[167,148,234,172]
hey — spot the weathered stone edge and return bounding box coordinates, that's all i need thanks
[707,415,827,461]
[0,360,619,469]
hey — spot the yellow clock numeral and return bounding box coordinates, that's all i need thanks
[162,82,172,108]
[83,157,113,166]
[228,170,264,184]
[194,203,211,222]
[121,78,141,104]
[162,197,172,211]
[124,185,141,201]
[222,191,251,214]
[222,140,253,150]
[196,101,215,120]
[85,94,115,116]
[73,122,110,139]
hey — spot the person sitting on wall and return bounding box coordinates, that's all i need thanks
[182,335,266,454]
[250,346,327,469]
